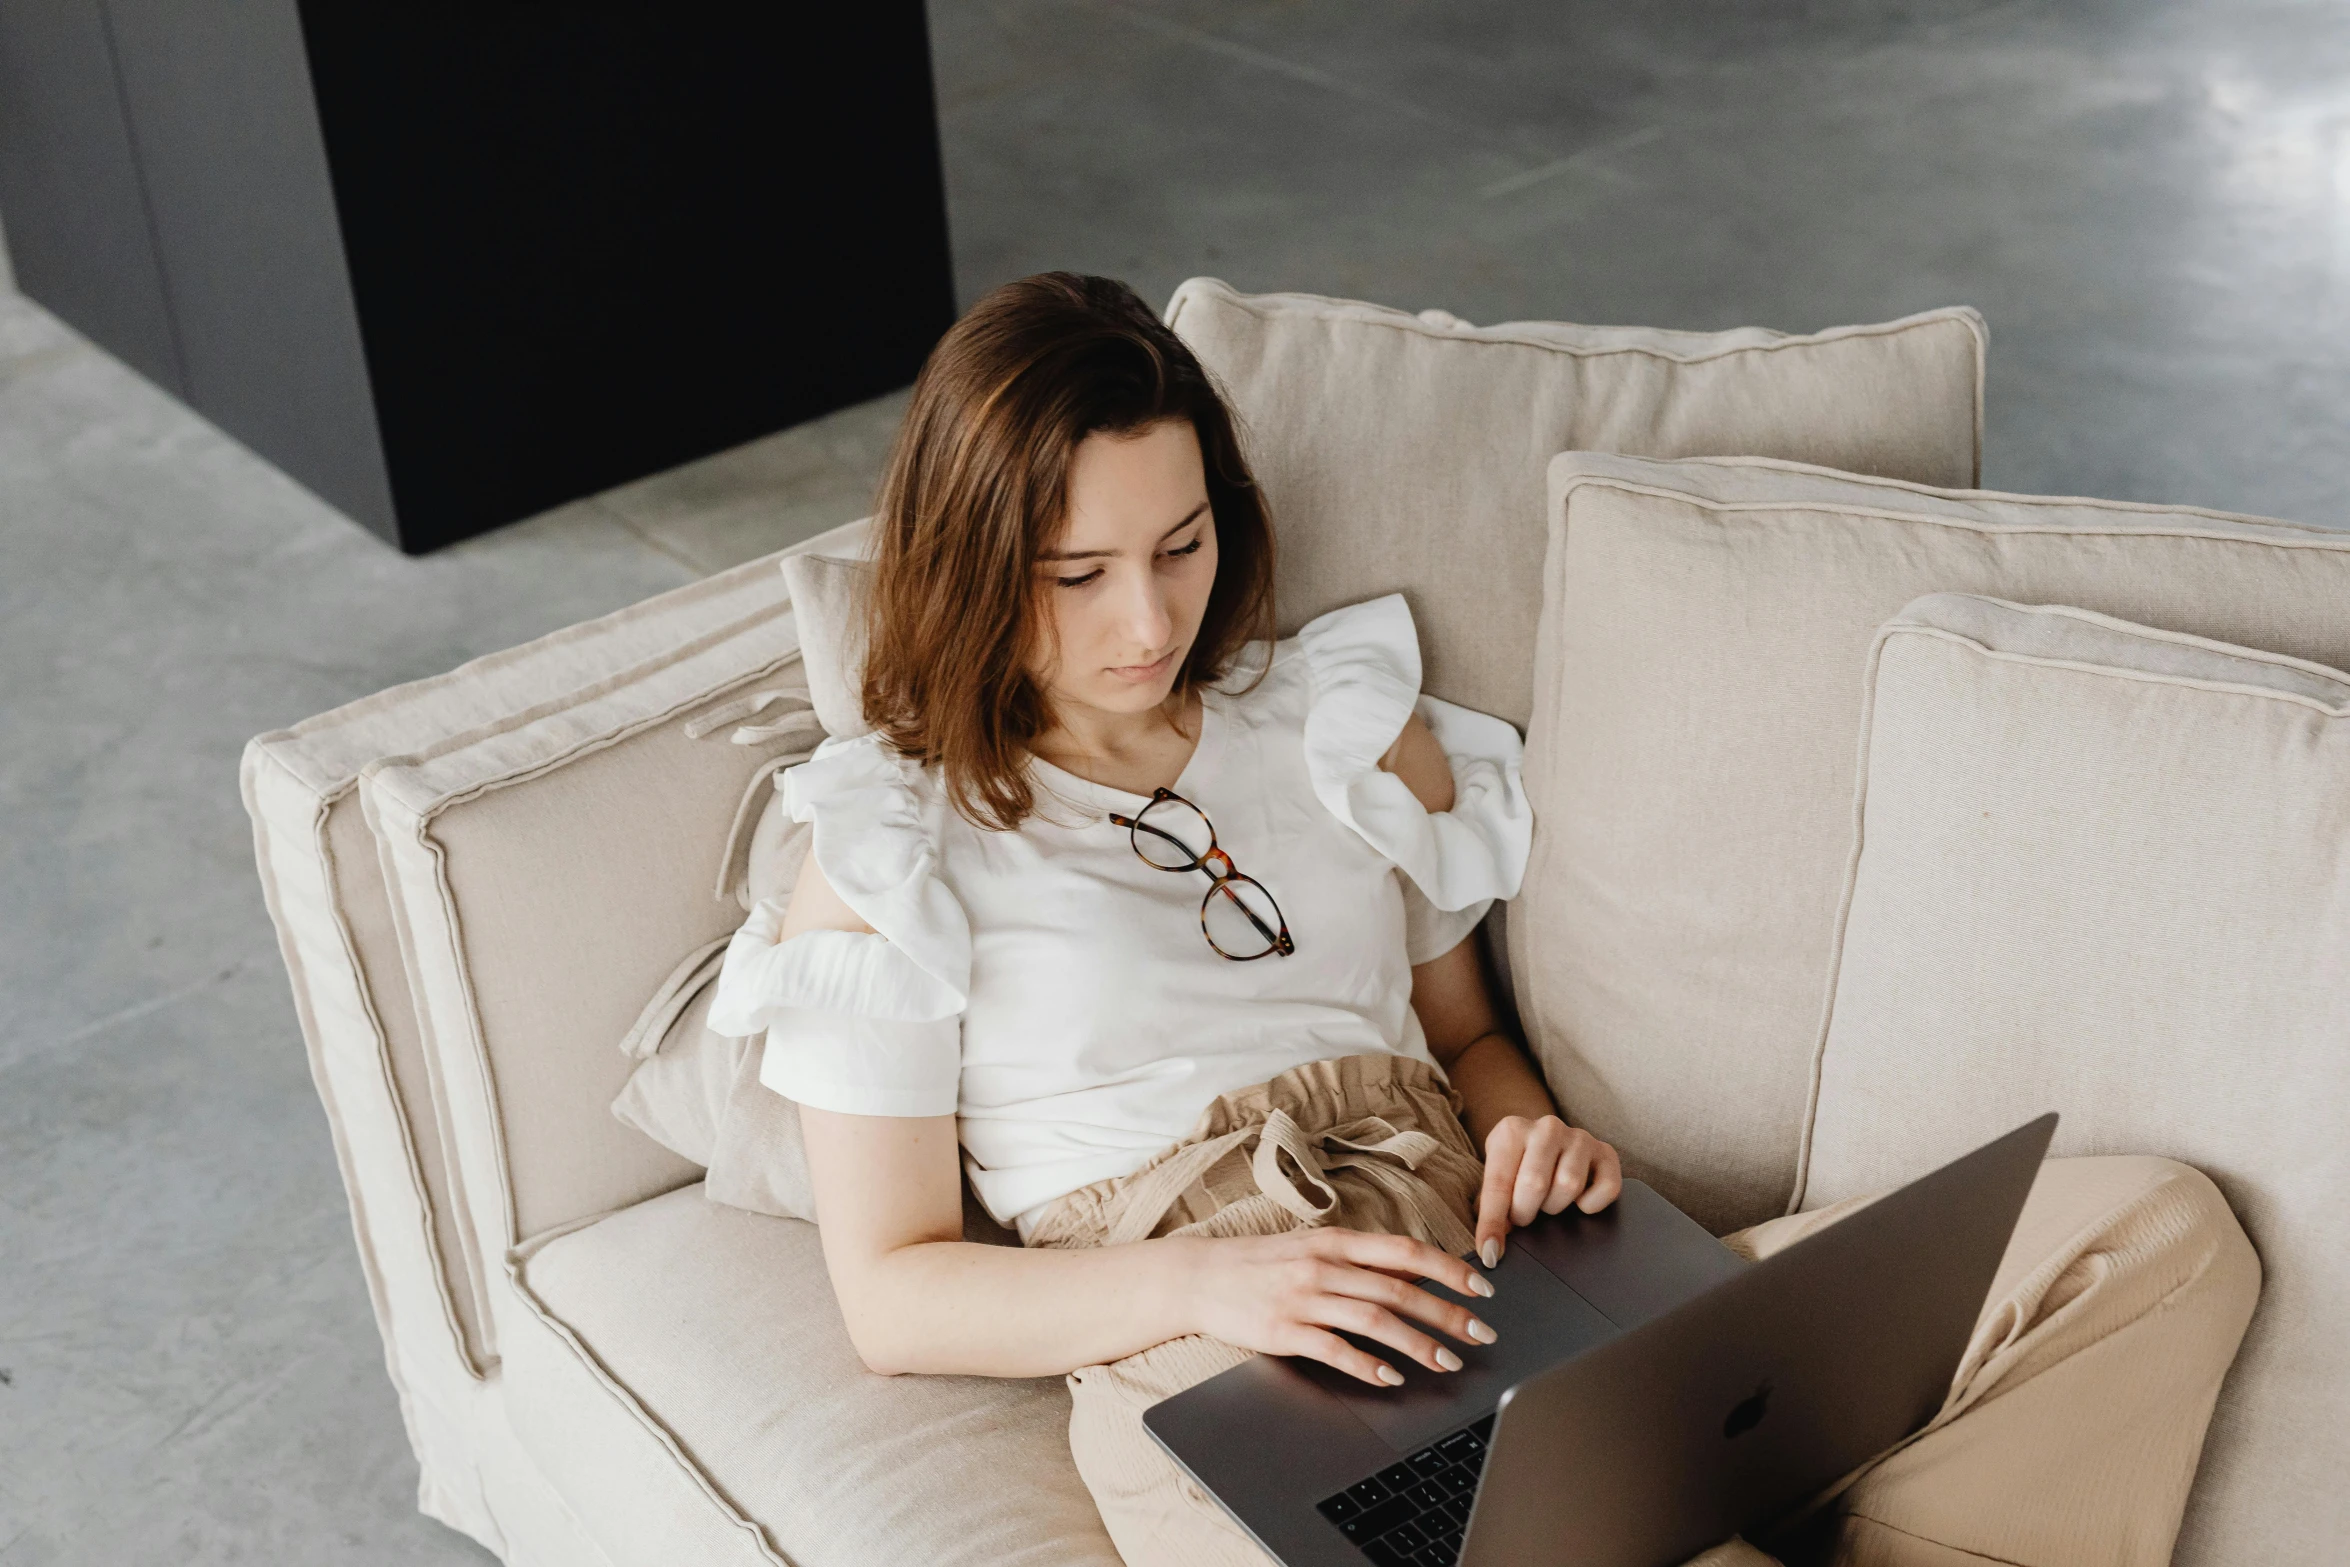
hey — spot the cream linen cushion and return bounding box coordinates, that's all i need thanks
[1794,593,2350,1566]
[1167,278,1986,726]
[609,951,823,1223]
[610,772,824,1221]
[505,1184,1119,1567]
[611,975,740,1164]
[1514,454,2350,1233]
[779,552,875,739]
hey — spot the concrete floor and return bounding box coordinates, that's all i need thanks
[4,0,2348,1560]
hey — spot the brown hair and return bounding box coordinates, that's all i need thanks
[861,272,1276,831]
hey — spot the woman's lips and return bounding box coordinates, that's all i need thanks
[1107,648,1177,683]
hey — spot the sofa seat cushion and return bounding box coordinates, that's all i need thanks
[1512,453,2350,1234]
[507,1184,1119,1567]
[1167,278,1986,727]
[1796,594,2350,1566]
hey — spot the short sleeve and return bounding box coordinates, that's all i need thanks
[706,734,969,1118]
[1295,595,1533,963]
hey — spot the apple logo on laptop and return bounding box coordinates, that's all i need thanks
[1723,1380,1772,1439]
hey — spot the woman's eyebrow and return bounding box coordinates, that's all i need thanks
[1037,501,1209,562]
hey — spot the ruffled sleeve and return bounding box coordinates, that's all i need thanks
[1295,595,1533,965]
[707,734,969,1118]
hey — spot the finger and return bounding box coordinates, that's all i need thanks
[1288,1324,1406,1388]
[1475,1127,1524,1267]
[1541,1134,1597,1215]
[1316,1262,1498,1350]
[1576,1139,1625,1213]
[1316,1295,1458,1375]
[1325,1227,1495,1301]
[1511,1118,1570,1227]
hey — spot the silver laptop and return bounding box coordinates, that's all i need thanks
[1144,1114,2057,1567]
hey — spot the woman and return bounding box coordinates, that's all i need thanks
[714,274,2257,1567]
[713,270,1602,1559]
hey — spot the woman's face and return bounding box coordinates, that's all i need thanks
[1031,418,1219,720]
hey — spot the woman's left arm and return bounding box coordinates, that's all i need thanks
[1386,713,1623,1267]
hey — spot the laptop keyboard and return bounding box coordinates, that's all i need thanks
[1315,1412,1492,1567]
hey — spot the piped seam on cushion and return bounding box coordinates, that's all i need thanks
[376,648,806,822]
[242,747,457,1415]
[1788,621,1906,1216]
[1551,464,2350,542]
[1168,279,1987,367]
[369,782,519,1333]
[312,773,497,1381]
[1886,596,2350,695]
[503,1242,792,1566]
[362,622,804,813]
[1883,625,2350,717]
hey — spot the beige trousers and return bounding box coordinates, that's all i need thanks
[1027,1054,2259,1567]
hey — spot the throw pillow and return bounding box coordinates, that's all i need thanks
[780,550,874,740]
[610,783,820,1221]
[1796,591,2350,1565]
[1167,277,1986,726]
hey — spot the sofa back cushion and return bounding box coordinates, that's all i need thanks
[1796,593,2350,1565]
[1512,454,2350,1233]
[1166,278,1986,728]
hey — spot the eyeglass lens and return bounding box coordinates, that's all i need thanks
[1202,874,1285,959]
[1131,794,1214,870]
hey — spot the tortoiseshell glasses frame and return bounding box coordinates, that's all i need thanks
[1107,787,1296,961]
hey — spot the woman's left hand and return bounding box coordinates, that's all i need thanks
[1473,1115,1623,1267]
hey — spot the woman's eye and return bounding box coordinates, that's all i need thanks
[1161,538,1204,561]
[1055,569,1104,589]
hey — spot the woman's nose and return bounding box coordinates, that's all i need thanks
[1117,568,1173,650]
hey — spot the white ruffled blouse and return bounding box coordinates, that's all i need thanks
[709,595,1531,1240]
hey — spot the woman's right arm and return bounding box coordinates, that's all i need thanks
[775,855,1500,1384]
[801,1103,1496,1381]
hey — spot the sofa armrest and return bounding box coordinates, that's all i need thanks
[360,611,814,1263]
[247,517,866,1394]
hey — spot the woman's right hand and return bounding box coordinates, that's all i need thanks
[1170,1227,1499,1387]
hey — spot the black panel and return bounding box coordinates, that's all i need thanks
[0,0,183,392]
[102,0,397,538]
[297,2,958,552]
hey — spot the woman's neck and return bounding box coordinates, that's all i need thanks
[1032,686,1203,794]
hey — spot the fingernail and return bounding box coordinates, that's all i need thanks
[1479,1239,1500,1268]
[1466,1318,1497,1345]
[1377,1364,1405,1386]
[1467,1272,1495,1298]
[1436,1348,1463,1372]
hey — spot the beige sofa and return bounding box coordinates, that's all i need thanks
[243,280,2346,1566]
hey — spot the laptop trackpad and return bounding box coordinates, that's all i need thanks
[1292,1243,1619,1454]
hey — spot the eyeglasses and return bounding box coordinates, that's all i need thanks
[1108,788,1296,961]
